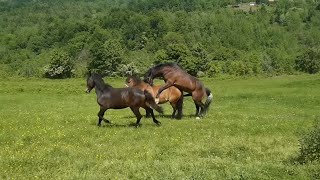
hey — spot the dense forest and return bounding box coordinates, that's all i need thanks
[0,0,320,78]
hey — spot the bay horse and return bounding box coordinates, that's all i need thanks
[86,73,163,127]
[144,62,213,118]
[125,75,183,119]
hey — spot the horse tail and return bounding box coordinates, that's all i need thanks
[204,87,213,115]
[144,90,163,114]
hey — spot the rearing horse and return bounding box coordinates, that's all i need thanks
[144,62,213,118]
[125,75,183,119]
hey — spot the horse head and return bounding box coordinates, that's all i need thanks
[86,73,103,93]
[86,74,95,93]
[143,69,154,86]
[125,75,138,87]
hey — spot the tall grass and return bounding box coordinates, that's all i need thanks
[0,75,319,179]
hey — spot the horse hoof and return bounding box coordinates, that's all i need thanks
[196,117,200,120]
[155,98,159,104]
[156,122,161,126]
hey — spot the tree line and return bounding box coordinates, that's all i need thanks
[0,0,319,78]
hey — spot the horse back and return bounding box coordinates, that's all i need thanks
[162,70,198,92]
[152,85,182,103]
[133,82,155,98]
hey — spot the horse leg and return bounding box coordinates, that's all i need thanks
[97,107,110,126]
[175,93,183,119]
[145,109,151,118]
[146,108,161,126]
[170,102,177,118]
[130,107,142,127]
[194,101,205,118]
[195,104,200,116]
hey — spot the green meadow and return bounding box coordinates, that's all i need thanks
[0,75,319,179]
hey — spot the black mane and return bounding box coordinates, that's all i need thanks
[152,62,181,70]
[144,62,181,80]
[91,73,113,91]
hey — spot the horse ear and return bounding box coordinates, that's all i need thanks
[100,72,108,78]
[86,70,92,77]
[125,72,131,77]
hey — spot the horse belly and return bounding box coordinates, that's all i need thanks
[98,96,129,109]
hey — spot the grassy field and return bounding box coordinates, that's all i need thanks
[0,75,319,179]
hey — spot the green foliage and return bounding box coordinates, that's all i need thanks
[118,62,140,76]
[44,51,74,79]
[224,60,248,76]
[297,121,320,163]
[0,64,13,78]
[88,39,125,76]
[207,61,223,77]
[179,56,198,76]
[18,60,42,78]
[154,43,207,76]
[295,48,320,74]
[0,0,320,77]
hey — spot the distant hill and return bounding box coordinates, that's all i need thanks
[0,0,319,78]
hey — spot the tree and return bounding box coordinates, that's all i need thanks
[88,39,125,76]
[295,48,320,74]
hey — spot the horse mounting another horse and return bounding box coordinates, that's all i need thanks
[144,62,213,118]
[86,73,163,127]
[125,75,183,119]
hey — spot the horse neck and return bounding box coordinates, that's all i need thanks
[93,78,112,95]
[130,80,147,90]
[151,68,163,79]
[138,79,150,87]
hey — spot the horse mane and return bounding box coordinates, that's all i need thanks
[145,62,180,77]
[152,62,181,71]
[91,73,113,91]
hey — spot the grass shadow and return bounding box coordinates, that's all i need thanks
[91,121,161,128]
[122,114,196,120]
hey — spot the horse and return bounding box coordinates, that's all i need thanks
[144,62,213,118]
[125,75,183,119]
[86,73,163,127]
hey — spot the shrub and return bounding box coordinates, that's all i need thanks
[295,48,320,74]
[0,64,13,78]
[224,60,247,76]
[207,61,223,77]
[179,56,198,76]
[297,121,320,163]
[18,60,42,78]
[44,51,74,79]
[118,62,140,76]
[88,40,125,76]
[154,44,205,76]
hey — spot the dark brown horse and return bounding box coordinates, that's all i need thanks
[144,62,213,118]
[125,75,183,119]
[86,73,163,127]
